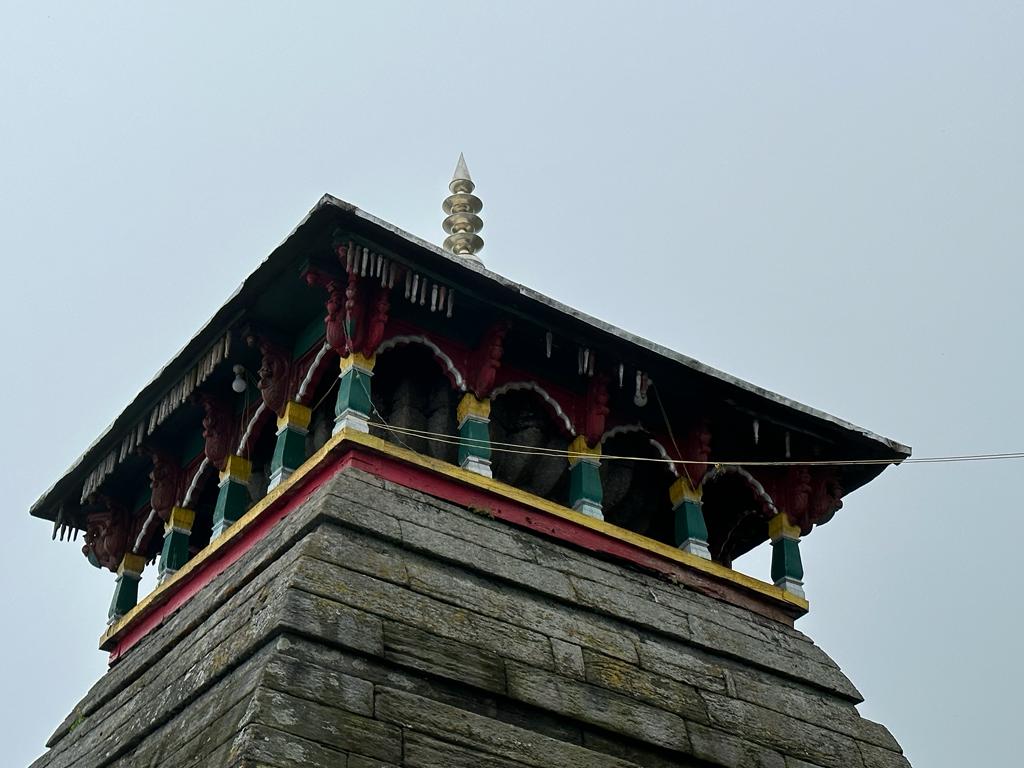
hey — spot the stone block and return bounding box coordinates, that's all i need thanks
[289,554,555,670]
[505,660,691,753]
[700,691,865,768]
[383,621,508,694]
[551,638,586,680]
[374,686,640,768]
[581,648,709,723]
[248,687,402,764]
[261,652,375,717]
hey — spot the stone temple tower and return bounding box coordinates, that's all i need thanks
[28,163,913,767]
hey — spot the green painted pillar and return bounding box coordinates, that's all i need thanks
[108,553,146,625]
[334,353,375,434]
[212,455,252,539]
[769,512,805,598]
[269,401,312,490]
[669,477,711,559]
[457,393,492,477]
[158,506,195,583]
[568,436,603,520]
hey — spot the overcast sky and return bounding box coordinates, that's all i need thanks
[3,3,1022,766]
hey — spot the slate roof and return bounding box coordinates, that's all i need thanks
[30,195,910,523]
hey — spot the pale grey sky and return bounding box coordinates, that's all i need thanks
[3,3,1022,766]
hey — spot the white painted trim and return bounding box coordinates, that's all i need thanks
[267,466,293,492]
[297,342,332,402]
[334,410,370,434]
[774,576,805,599]
[600,423,645,442]
[132,509,159,554]
[461,455,493,478]
[376,334,466,391]
[598,424,679,476]
[491,381,575,435]
[237,403,267,455]
[680,539,712,559]
[702,465,778,515]
[647,438,680,477]
[177,457,210,513]
[572,498,604,520]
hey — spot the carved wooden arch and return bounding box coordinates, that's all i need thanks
[295,342,336,407]
[491,381,575,436]
[599,424,680,478]
[376,335,466,392]
[236,403,274,459]
[700,465,778,516]
[700,464,782,565]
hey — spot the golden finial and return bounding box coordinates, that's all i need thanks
[442,153,484,263]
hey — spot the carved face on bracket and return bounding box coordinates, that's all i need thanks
[808,472,844,531]
[789,466,812,522]
[470,322,509,398]
[325,281,346,355]
[200,395,232,471]
[756,465,812,531]
[582,375,610,446]
[257,342,290,416]
[148,453,179,521]
[683,421,713,485]
[361,286,391,357]
[82,507,131,572]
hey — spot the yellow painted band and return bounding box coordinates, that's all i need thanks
[340,352,376,374]
[457,393,491,424]
[669,476,702,507]
[101,421,807,650]
[119,553,146,577]
[768,512,801,541]
[278,401,312,431]
[345,430,806,612]
[165,506,196,533]
[568,435,600,464]
[219,455,252,484]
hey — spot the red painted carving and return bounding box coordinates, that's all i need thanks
[324,280,346,355]
[758,466,845,534]
[144,449,181,522]
[582,374,611,446]
[759,466,812,527]
[82,498,133,572]
[804,470,844,534]
[470,321,510,398]
[250,336,291,416]
[198,394,232,471]
[362,285,391,357]
[304,268,348,356]
[343,273,362,354]
[302,243,397,359]
[681,420,713,486]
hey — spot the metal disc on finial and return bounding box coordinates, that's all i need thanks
[443,153,484,263]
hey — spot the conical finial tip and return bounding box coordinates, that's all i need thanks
[442,153,483,261]
[452,152,472,183]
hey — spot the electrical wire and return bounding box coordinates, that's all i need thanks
[356,419,1024,468]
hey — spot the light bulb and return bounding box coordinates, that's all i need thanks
[231,365,247,393]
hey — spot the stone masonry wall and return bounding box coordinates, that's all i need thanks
[30,467,911,768]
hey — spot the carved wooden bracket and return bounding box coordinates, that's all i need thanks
[81,496,135,572]
[582,374,610,446]
[681,419,713,486]
[362,284,391,358]
[140,447,182,523]
[245,332,292,417]
[469,321,510,398]
[753,466,841,534]
[197,394,232,471]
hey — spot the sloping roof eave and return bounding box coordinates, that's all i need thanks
[29,195,910,522]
